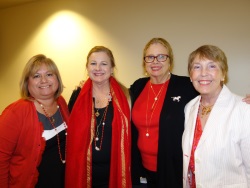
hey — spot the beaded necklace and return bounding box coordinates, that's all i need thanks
[35,99,67,164]
[94,101,109,151]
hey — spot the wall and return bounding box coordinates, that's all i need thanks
[1,0,250,112]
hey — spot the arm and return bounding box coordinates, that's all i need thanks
[0,108,20,187]
[240,106,250,185]
[241,132,250,185]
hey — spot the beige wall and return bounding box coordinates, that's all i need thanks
[1,0,250,113]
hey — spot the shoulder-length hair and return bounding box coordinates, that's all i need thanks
[20,54,64,100]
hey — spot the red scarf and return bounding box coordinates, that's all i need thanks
[65,77,131,188]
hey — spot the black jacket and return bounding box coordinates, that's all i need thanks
[130,74,198,188]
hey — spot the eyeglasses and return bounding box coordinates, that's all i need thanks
[144,54,169,63]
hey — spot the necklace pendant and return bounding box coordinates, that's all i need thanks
[95,111,100,117]
[95,137,99,141]
[95,146,100,151]
[50,117,55,124]
[146,133,149,137]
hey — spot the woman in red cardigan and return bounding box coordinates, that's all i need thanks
[0,54,69,188]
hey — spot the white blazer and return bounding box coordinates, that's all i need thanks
[182,86,250,188]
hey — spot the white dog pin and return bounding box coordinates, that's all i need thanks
[172,96,181,102]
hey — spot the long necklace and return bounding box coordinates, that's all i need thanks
[35,99,67,164]
[150,82,166,110]
[145,81,167,137]
[200,103,214,117]
[94,102,109,151]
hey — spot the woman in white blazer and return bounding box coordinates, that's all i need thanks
[182,45,250,188]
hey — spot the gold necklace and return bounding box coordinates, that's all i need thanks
[150,82,166,110]
[145,81,166,137]
[149,73,170,109]
[94,92,112,117]
[200,103,214,117]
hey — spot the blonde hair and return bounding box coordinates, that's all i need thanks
[20,54,64,99]
[143,37,174,71]
[86,46,116,68]
[188,45,228,83]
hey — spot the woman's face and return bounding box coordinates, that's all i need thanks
[87,51,113,85]
[28,64,59,100]
[144,43,171,80]
[190,56,224,97]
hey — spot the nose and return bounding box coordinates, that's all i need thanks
[201,67,208,76]
[40,75,48,82]
[95,64,101,70]
[152,57,159,64]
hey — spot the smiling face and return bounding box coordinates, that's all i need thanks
[28,63,59,100]
[188,45,228,99]
[190,56,224,98]
[144,43,171,83]
[87,51,113,85]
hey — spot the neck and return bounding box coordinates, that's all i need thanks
[150,72,170,84]
[92,82,111,108]
[200,86,222,106]
[34,98,56,108]
[92,82,110,95]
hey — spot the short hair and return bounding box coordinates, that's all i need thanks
[20,54,64,100]
[143,37,174,70]
[188,45,228,83]
[86,46,116,68]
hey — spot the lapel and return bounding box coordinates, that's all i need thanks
[186,96,201,148]
[196,86,231,149]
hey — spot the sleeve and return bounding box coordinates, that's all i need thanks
[0,107,21,187]
[240,106,250,185]
[68,87,81,113]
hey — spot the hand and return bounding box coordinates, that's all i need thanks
[79,80,84,88]
[242,94,250,104]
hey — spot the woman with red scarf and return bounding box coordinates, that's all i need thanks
[65,46,132,188]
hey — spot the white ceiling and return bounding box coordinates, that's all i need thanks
[0,0,39,9]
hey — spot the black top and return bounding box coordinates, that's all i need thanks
[68,90,114,188]
[92,100,113,188]
[36,110,66,188]
[130,74,198,188]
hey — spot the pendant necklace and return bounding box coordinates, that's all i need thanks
[94,92,112,117]
[150,82,166,110]
[145,81,166,137]
[35,99,67,164]
[94,101,109,151]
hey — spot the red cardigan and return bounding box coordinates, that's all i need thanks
[0,96,69,188]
